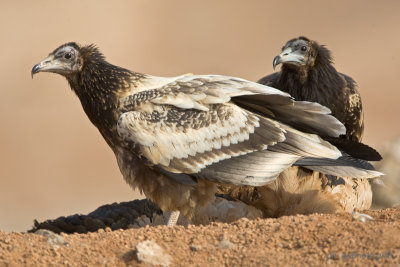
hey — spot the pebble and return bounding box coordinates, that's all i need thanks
[189,244,200,251]
[352,211,374,223]
[136,240,171,267]
[35,229,68,247]
[216,239,236,250]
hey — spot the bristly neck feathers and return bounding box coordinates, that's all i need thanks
[278,44,344,105]
[66,45,144,111]
[64,45,146,128]
[64,45,145,136]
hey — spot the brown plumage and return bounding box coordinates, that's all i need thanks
[219,37,380,217]
[32,42,381,224]
[259,36,364,142]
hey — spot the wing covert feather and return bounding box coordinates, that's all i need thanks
[117,103,286,171]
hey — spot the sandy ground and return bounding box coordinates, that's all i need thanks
[1,208,399,266]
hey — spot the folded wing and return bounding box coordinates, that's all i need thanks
[117,75,380,186]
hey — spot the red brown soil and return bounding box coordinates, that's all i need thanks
[1,208,399,266]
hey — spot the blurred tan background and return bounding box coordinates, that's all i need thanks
[1,0,399,232]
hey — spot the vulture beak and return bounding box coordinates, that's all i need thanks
[31,64,41,78]
[273,47,305,69]
[273,56,281,70]
[31,54,65,78]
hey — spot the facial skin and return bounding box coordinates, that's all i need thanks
[273,38,316,70]
[32,44,82,77]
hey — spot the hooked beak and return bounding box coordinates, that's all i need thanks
[31,64,41,78]
[272,47,305,69]
[31,54,70,78]
[273,56,281,70]
[32,55,54,78]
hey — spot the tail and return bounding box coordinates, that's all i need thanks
[323,137,382,161]
[294,152,383,178]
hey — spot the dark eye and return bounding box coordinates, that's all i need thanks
[64,53,72,59]
[301,46,307,52]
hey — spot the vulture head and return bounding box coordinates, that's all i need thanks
[31,42,86,78]
[273,36,333,72]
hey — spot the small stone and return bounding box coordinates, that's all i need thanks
[35,229,68,246]
[216,239,236,250]
[136,240,171,267]
[352,211,374,223]
[189,244,200,251]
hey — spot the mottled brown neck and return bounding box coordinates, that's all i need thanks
[65,46,145,130]
[67,46,145,107]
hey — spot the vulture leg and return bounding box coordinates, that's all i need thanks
[166,210,180,227]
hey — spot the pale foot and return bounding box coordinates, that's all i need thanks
[166,210,180,227]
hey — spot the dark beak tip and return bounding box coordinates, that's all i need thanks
[273,56,281,70]
[31,64,40,78]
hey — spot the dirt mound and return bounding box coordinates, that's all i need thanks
[1,208,399,266]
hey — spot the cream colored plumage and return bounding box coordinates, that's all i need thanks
[217,169,372,218]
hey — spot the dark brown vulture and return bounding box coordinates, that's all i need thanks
[32,42,381,225]
[259,36,364,142]
[219,37,382,218]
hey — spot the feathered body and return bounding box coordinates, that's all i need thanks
[32,42,380,221]
[55,44,217,216]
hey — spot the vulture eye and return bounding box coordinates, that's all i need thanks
[301,46,307,52]
[64,53,72,59]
